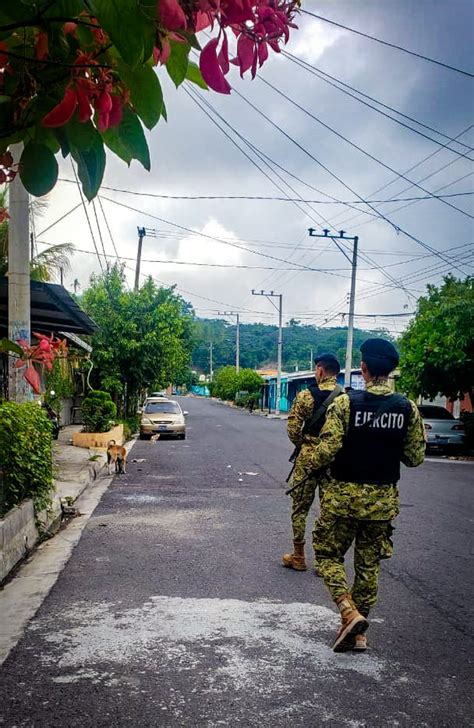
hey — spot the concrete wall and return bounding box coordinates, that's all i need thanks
[0,498,62,584]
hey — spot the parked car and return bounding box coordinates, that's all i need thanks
[418,405,465,452]
[140,398,188,440]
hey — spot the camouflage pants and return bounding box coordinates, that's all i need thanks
[288,455,327,542]
[313,511,394,616]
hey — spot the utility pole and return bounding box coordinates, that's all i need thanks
[209,341,213,382]
[252,289,283,415]
[8,143,31,402]
[217,311,240,373]
[309,228,359,389]
[134,226,146,291]
[310,347,313,371]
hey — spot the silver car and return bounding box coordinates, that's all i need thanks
[418,405,465,451]
[140,398,187,440]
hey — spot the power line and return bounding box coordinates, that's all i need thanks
[36,202,82,237]
[282,51,474,156]
[98,196,120,260]
[259,75,473,220]
[185,83,415,299]
[229,85,468,276]
[70,161,104,273]
[91,199,109,266]
[56,178,473,205]
[301,9,474,78]
[98,195,363,276]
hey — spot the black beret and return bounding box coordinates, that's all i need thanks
[314,352,341,371]
[360,338,399,367]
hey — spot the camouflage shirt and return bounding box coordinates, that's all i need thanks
[287,376,339,450]
[308,380,426,520]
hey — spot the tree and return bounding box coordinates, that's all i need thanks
[398,276,474,406]
[0,1,300,210]
[81,264,194,414]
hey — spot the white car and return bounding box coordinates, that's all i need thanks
[418,405,465,452]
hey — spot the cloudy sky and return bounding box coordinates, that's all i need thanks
[35,0,473,337]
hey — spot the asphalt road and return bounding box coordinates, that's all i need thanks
[1,395,473,727]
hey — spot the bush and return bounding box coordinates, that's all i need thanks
[0,402,54,517]
[235,392,260,411]
[212,366,263,402]
[81,390,117,433]
[118,415,140,441]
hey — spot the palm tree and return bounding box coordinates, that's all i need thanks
[0,188,75,282]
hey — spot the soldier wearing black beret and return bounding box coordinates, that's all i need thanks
[309,338,426,652]
[282,352,343,571]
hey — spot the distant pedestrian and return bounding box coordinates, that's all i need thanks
[310,339,426,652]
[282,353,343,571]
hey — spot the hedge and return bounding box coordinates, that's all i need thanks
[0,402,54,517]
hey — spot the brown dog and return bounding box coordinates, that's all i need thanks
[107,440,127,475]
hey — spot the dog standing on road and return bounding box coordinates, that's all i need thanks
[107,440,127,475]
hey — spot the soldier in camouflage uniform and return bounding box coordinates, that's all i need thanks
[309,339,425,652]
[282,353,343,571]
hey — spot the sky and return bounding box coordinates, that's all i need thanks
[34,0,474,338]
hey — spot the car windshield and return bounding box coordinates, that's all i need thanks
[418,406,454,420]
[144,402,181,415]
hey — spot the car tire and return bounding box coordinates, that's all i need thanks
[178,433,186,440]
[139,432,150,440]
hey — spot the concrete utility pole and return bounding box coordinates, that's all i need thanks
[8,144,31,402]
[134,226,146,291]
[309,228,359,389]
[217,311,240,374]
[252,289,283,415]
[209,341,213,382]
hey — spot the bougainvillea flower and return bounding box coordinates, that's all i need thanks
[23,364,42,395]
[76,85,93,122]
[108,95,123,127]
[43,87,78,127]
[35,32,49,61]
[153,39,171,66]
[200,37,232,94]
[157,0,187,30]
[63,22,78,35]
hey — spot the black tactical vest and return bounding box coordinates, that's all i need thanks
[302,384,338,437]
[331,390,412,485]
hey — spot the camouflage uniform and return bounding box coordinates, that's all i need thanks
[311,380,426,616]
[286,376,338,542]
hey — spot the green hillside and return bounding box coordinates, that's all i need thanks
[191,319,392,373]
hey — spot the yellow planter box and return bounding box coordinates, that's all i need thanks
[72,424,124,450]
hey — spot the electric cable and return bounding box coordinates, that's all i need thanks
[259,76,473,220]
[282,51,474,156]
[229,85,468,276]
[301,9,474,78]
[70,161,104,273]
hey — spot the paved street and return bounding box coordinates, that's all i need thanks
[1,395,473,727]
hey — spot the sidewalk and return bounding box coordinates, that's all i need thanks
[53,425,108,507]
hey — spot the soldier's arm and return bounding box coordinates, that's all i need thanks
[401,401,426,467]
[287,390,313,447]
[308,395,350,470]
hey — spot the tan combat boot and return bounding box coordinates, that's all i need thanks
[333,594,369,652]
[282,540,307,571]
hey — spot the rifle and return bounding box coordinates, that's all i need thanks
[285,445,301,483]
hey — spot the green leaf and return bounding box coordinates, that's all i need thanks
[104,107,150,171]
[166,40,190,88]
[186,61,208,90]
[102,125,133,166]
[0,338,23,356]
[20,142,58,197]
[65,120,105,200]
[92,0,154,67]
[119,63,163,130]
